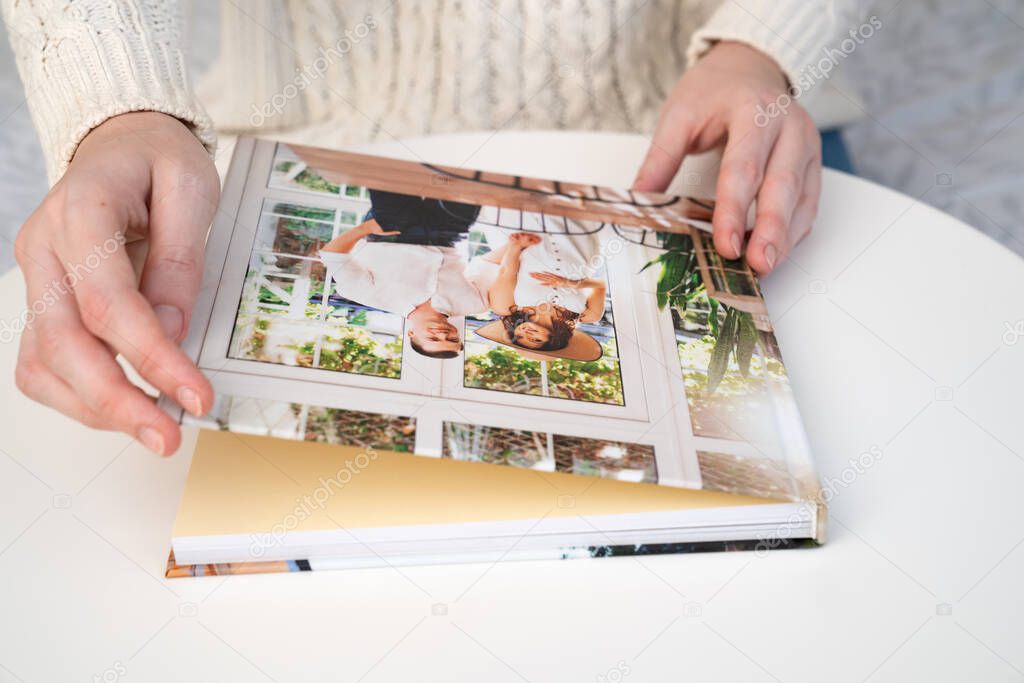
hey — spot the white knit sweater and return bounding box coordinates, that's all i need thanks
[3,0,865,184]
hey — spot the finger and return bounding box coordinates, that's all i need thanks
[20,243,182,454]
[15,337,109,430]
[51,201,213,417]
[139,165,218,342]
[712,115,780,261]
[746,121,814,274]
[633,104,696,192]
[789,154,821,247]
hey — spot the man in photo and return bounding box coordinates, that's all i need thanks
[319,189,486,359]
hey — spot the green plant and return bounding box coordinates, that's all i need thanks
[678,337,786,440]
[640,232,704,315]
[464,347,542,394]
[464,346,624,405]
[642,234,759,394]
[705,306,759,393]
[288,326,402,378]
[258,285,288,305]
[293,169,340,194]
[247,317,270,355]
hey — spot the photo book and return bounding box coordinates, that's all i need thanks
[160,137,824,578]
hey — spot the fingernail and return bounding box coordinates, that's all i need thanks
[764,243,777,270]
[730,233,743,259]
[138,427,165,456]
[177,386,204,416]
[155,304,184,340]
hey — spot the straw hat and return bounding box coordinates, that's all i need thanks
[474,320,603,362]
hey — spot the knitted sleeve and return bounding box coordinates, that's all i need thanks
[1,0,216,184]
[687,1,870,97]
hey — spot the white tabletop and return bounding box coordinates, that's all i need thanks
[1,131,1022,682]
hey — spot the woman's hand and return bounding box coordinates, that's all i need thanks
[634,41,821,275]
[322,218,399,254]
[508,232,541,249]
[530,271,579,288]
[13,112,219,456]
[529,271,601,290]
[365,221,400,236]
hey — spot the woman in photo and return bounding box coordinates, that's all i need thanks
[469,224,607,362]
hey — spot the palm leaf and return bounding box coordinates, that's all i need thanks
[706,307,738,393]
[734,311,758,377]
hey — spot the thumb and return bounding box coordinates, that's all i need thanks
[140,165,220,342]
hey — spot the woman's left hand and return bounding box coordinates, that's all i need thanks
[509,232,542,249]
[530,271,580,288]
[633,41,821,275]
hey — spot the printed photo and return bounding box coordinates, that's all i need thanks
[440,423,658,482]
[202,394,416,453]
[227,192,405,378]
[463,219,625,406]
[553,435,658,483]
[640,229,812,496]
[443,422,554,470]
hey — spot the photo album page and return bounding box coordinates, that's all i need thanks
[167,137,818,502]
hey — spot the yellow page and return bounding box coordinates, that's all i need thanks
[174,430,777,538]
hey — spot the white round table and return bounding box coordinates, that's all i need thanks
[1,132,1022,682]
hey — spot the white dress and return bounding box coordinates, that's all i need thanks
[466,218,605,314]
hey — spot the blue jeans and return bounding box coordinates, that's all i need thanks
[820,128,853,174]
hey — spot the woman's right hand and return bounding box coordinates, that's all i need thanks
[13,112,219,456]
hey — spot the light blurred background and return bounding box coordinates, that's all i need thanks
[1,0,1022,274]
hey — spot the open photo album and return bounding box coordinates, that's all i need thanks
[161,137,824,577]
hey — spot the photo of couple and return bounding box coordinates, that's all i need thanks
[316,189,608,363]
